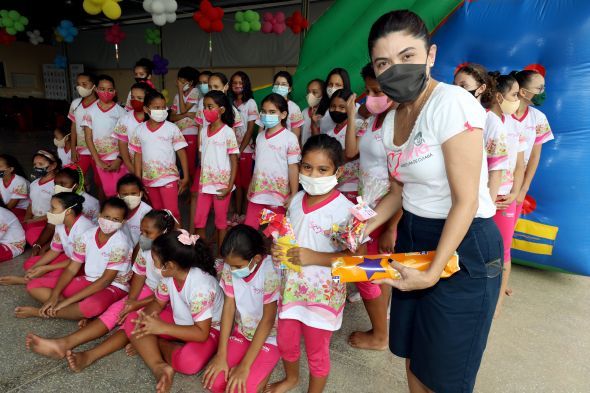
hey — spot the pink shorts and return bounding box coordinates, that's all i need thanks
[24,220,46,246]
[12,208,26,223]
[0,244,13,262]
[23,253,70,275]
[123,306,220,375]
[235,152,254,189]
[194,192,232,230]
[277,318,333,377]
[183,134,198,179]
[26,275,127,318]
[209,330,280,393]
[493,200,517,264]
[145,182,180,223]
[190,167,202,193]
[98,284,155,331]
[95,160,128,197]
[244,202,285,230]
[515,202,524,224]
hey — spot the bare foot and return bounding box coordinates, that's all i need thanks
[78,319,89,328]
[0,275,26,285]
[66,350,94,372]
[505,288,513,296]
[154,363,175,393]
[264,378,299,393]
[26,333,67,359]
[15,306,40,319]
[125,343,137,356]
[348,330,388,351]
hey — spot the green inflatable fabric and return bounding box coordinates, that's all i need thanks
[254,0,462,107]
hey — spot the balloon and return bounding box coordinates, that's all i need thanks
[143,0,177,26]
[153,14,167,26]
[166,13,176,23]
[54,55,67,69]
[145,28,161,44]
[102,1,121,20]
[234,10,261,34]
[105,24,125,44]
[251,20,261,32]
[261,12,286,35]
[83,0,102,15]
[240,21,250,33]
[234,23,241,32]
[56,20,78,43]
[0,9,29,35]
[211,19,223,32]
[152,54,169,75]
[161,89,170,104]
[261,21,272,34]
[235,11,244,23]
[193,0,224,33]
[27,29,44,45]
[286,10,309,34]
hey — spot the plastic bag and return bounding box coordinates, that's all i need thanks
[260,209,301,272]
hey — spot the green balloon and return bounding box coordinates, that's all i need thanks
[251,21,261,32]
[6,26,16,35]
[244,10,255,22]
[14,22,23,31]
[8,10,19,19]
[240,20,250,32]
[234,22,241,32]
[4,18,13,27]
[20,16,28,25]
[235,11,244,23]
[0,10,7,18]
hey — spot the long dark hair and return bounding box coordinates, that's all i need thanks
[302,134,344,169]
[261,93,289,128]
[220,224,267,260]
[151,231,216,277]
[456,63,495,108]
[0,154,27,178]
[368,10,430,56]
[52,192,85,216]
[142,209,177,234]
[317,68,351,115]
[204,90,235,127]
[229,71,254,103]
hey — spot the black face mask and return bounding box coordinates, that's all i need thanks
[377,63,428,103]
[135,77,148,84]
[329,110,348,124]
[31,167,48,180]
[467,88,480,98]
[0,171,4,177]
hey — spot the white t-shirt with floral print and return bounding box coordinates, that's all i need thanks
[72,227,133,291]
[324,120,361,193]
[0,207,25,257]
[280,190,352,331]
[220,256,280,345]
[112,111,144,160]
[248,127,301,206]
[29,178,54,217]
[171,87,200,136]
[68,98,96,155]
[234,98,260,154]
[81,192,99,224]
[484,111,509,173]
[199,124,239,194]
[0,174,29,210]
[357,114,390,200]
[155,266,224,328]
[510,106,554,164]
[132,248,161,291]
[196,101,244,133]
[301,106,316,147]
[496,114,528,196]
[81,102,126,161]
[121,201,152,246]
[286,100,304,132]
[50,214,95,259]
[129,121,188,188]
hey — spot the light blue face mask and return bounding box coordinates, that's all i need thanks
[261,114,280,129]
[272,84,289,97]
[198,83,209,95]
[231,258,257,279]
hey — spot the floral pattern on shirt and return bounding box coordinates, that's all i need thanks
[281,270,346,314]
[142,160,180,184]
[190,291,216,322]
[247,174,290,202]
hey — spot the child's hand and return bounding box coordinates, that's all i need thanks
[226,363,250,393]
[176,79,185,91]
[178,177,189,195]
[283,194,296,209]
[285,247,316,266]
[496,192,516,210]
[202,354,230,389]
[132,311,165,339]
[216,188,230,199]
[109,158,122,172]
[346,93,357,116]
[96,159,109,170]
[25,265,49,280]
[39,295,59,318]
[71,149,79,162]
[117,299,141,325]
[50,299,73,316]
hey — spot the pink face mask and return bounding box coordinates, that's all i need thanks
[97,90,116,103]
[203,108,220,123]
[365,95,390,115]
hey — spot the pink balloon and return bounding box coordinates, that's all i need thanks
[263,12,273,22]
[262,21,273,33]
[273,23,286,35]
[275,12,285,22]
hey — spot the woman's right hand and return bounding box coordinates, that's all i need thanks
[39,295,59,318]
[202,354,229,389]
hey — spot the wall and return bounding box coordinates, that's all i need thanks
[0,42,57,98]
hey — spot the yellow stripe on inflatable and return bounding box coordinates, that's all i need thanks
[512,239,554,255]
[253,83,273,91]
[514,219,558,240]
[511,218,559,255]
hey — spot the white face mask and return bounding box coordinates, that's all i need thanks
[326,86,339,98]
[98,217,123,234]
[121,194,142,210]
[54,136,68,148]
[299,173,338,196]
[46,208,70,226]
[54,185,75,194]
[76,85,94,98]
[149,109,168,122]
[306,93,321,108]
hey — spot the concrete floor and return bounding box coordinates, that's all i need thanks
[2,130,590,392]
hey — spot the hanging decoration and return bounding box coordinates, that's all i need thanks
[82,0,122,20]
[286,10,309,34]
[54,55,67,69]
[27,30,44,45]
[105,24,126,44]
[193,0,224,33]
[145,28,161,45]
[161,89,170,104]
[143,0,178,27]
[0,10,29,35]
[56,20,78,43]
[234,10,261,33]
[0,28,16,46]
[261,12,286,35]
[152,54,169,75]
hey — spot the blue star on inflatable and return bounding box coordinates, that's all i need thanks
[358,257,386,281]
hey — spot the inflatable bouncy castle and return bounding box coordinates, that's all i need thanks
[267,0,588,275]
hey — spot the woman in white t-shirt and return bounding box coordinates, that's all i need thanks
[122,230,223,392]
[203,225,280,393]
[364,11,503,393]
[271,71,304,141]
[0,154,29,221]
[0,204,25,263]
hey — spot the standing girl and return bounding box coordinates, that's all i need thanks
[169,66,201,180]
[194,90,239,250]
[323,88,360,201]
[244,93,300,229]
[82,74,127,197]
[125,58,155,110]
[271,71,304,141]
[0,154,29,222]
[68,73,98,180]
[25,150,61,254]
[17,197,132,320]
[301,79,324,146]
[0,202,25,263]
[344,63,396,351]
[130,90,189,223]
[55,167,100,223]
[316,68,353,133]
[267,134,353,393]
[54,126,72,166]
[122,230,223,392]
[112,82,149,174]
[203,225,280,393]
[229,71,260,222]
[25,210,175,365]
[117,174,153,246]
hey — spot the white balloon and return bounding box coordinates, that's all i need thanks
[143,0,153,13]
[153,14,167,26]
[151,1,165,15]
[164,0,177,13]
[165,12,176,23]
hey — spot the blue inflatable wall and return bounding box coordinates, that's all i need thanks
[432,0,590,275]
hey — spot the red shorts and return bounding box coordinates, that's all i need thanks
[235,152,254,189]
